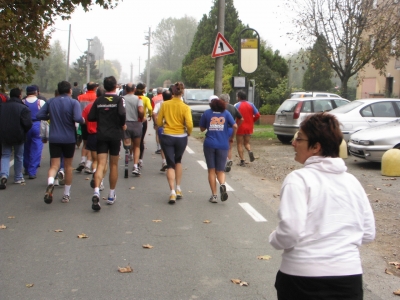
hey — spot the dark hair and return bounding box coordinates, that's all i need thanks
[58,81,72,94]
[96,87,105,97]
[209,99,226,112]
[300,113,343,158]
[237,90,247,101]
[135,83,145,96]
[162,90,172,101]
[33,84,40,93]
[125,83,136,93]
[171,82,184,96]
[74,82,78,86]
[87,82,98,91]
[103,76,117,92]
[10,88,21,98]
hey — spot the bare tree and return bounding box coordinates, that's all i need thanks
[286,0,400,98]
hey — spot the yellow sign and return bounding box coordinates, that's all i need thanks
[241,39,258,49]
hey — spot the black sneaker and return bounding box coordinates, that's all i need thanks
[132,167,141,176]
[160,163,168,172]
[76,162,85,172]
[92,194,101,211]
[0,176,7,190]
[225,160,233,172]
[220,185,228,201]
[44,184,55,204]
[155,149,161,154]
[248,151,255,162]
[239,160,246,167]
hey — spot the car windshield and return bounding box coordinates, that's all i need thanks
[277,100,299,112]
[184,89,214,102]
[330,101,363,113]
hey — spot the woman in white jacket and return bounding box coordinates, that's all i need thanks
[269,113,375,300]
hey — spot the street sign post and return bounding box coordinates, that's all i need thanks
[211,32,235,58]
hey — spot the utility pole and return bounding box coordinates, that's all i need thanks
[130,63,133,82]
[214,0,225,96]
[143,27,151,90]
[138,57,141,79]
[66,24,71,81]
[86,38,93,84]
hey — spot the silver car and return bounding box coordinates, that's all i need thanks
[348,119,400,162]
[273,97,350,143]
[329,98,400,142]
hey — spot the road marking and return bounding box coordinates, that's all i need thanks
[239,203,267,222]
[197,161,234,191]
[186,146,195,154]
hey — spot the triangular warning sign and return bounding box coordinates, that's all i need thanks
[211,32,235,58]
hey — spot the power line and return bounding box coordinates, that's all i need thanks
[71,32,84,53]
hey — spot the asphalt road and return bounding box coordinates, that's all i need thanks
[0,126,388,300]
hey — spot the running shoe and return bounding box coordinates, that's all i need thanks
[44,184,55,204]
[76,162,85,172]
[57,170,65,181]
[0,176,7,189]
[249,151,255,162]
[14,178,25,184]
[155,149,161,154]
[107,194,116,205]
[28,175,36,179]
[84,167,92,174]
[61,194,70,203]
[160,163,168,172]
[100,182,105,191]
[168,194,176,204]
[239,160,246,167]
[209,195,218,203]
[54,179,59,186]
[92,194,101,211]
[225,160,233,172]
[220,184,228,202]
[176,190,183,199]
[132,167,141,176]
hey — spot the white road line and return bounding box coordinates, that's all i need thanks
[197,161,235,191]
[197,160,208,170]
[239,203,267,222]
[186,146,195,154]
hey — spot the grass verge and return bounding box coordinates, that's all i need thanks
[193,125,276,140]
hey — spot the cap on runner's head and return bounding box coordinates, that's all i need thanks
[209,95,218,103]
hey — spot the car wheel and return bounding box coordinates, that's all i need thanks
[277,135,293,144]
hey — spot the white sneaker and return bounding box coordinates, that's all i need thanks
[57,170,65,181]
[107,194,116,205]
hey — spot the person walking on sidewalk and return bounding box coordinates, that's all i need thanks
[234,90,260,166]
[269,113,375,300]
[88,76,126,211]
[219,94,243,172]
[156,82,193,204]
[0,88,32,189]
[37,81,85,204]
[22,85,46,179]
[123,83,144,176]
[200,96,237,203]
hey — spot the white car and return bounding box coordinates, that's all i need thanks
[348,119,400,162]
[329,98,400,142]
[289,92,343,99]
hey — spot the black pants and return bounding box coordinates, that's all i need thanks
[275,270,363,300]
[139,120,147,160]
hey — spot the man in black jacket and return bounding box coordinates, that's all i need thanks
[0,88,32,189]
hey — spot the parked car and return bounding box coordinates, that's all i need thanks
[273,97,350,143]
[183,89,214,126]
[290,92,343,99]
[329,98,400,142]
[348,119,400,162]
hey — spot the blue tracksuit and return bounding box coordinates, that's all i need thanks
[23,98,44,176]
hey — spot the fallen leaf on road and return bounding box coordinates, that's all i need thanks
[118,265,133,273]
[152,220,162,223]
[383,178,397,181]
[54,229,63,232]
[386,269,393,275]
[142,244,153,249]
[375,200,379,202]
[393,289,400,295]
[8,216,15,219]
[257,255,272,260]
[77,233,88,238]
[367,185,373,187]
[26,284,34,288]
[375,188,382,191]
[261,178,266,180]
[102,197,106,200]
[240,281,249,286]
[203,220,211,224]
[271,166,276,169]
[273,194,279,198]
[0,224,6,229]
[188,191,193,193]
[389,262,400,266]
[384,184,392,187]
[129,186,135,190]
[85,178,90,180]
[231,279,241,284]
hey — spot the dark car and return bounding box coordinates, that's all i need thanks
[183,89,214,126]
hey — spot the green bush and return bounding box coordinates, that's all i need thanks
[259,104,280,115]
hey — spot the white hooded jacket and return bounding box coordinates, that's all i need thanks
[269,156,375,277]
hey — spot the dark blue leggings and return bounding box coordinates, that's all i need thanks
[159,134,187,169]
